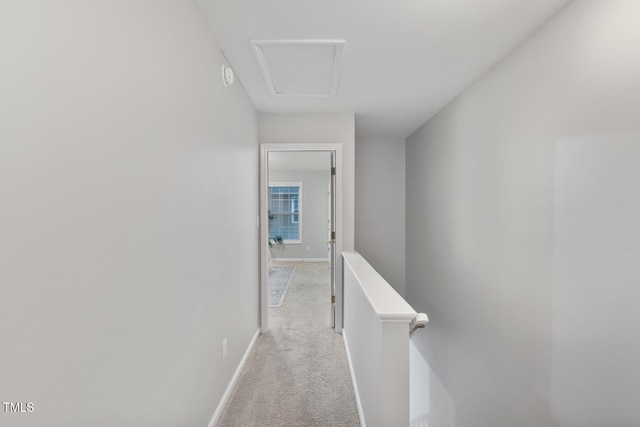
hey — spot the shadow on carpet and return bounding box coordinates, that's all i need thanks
[269,266,295,307]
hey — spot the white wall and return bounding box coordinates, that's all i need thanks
[355,138,406,295]
[0,3,259,426]
[406,1,640,426]
[269,169,330,260]
[259,113,356,250]
[551,135,640,426]
[343,252,416,427]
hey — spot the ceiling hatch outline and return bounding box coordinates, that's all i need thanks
[251,39,346,98]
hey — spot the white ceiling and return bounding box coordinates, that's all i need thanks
[194,0,570,140]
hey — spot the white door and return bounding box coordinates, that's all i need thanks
[260,145,342,333]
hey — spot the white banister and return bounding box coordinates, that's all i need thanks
[342,251,428,427]
[410,313,429,336]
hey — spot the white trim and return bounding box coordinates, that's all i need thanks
[276,240,302,245]
[343,329,366,427]
[207,329,260,427]
[260,143,343,334]
[271,258,330,263]
[268,181,303,244]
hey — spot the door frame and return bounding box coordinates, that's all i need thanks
[260,143,343,333]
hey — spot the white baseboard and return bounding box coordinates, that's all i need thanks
[207,328,260,427]
[342,329,366,427]
[271,258,330,262]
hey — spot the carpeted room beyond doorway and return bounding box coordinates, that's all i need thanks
[268,266,295,308]
[217,261,360,426]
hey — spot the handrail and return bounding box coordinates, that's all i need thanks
[342,251,429,426]
[342,251,429,332]
[410,313,429,336]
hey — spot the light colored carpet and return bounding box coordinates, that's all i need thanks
[217,262,360,427]
[268,266,295,308]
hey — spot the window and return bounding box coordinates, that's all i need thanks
[268,183,302,243]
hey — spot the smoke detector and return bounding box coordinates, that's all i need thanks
[222,64,235,87]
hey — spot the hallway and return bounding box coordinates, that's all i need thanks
[5,2,640,426]
[218,262,360,426]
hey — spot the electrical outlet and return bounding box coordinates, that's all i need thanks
[306,245,310,251]
[222,338,227,358]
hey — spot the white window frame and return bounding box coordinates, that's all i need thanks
[268,182,302,244]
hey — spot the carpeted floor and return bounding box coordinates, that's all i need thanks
[217,261,360,426]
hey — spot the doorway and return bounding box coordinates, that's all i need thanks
[260,144,342,333]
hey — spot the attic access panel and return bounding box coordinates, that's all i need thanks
[251,39,346,97]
